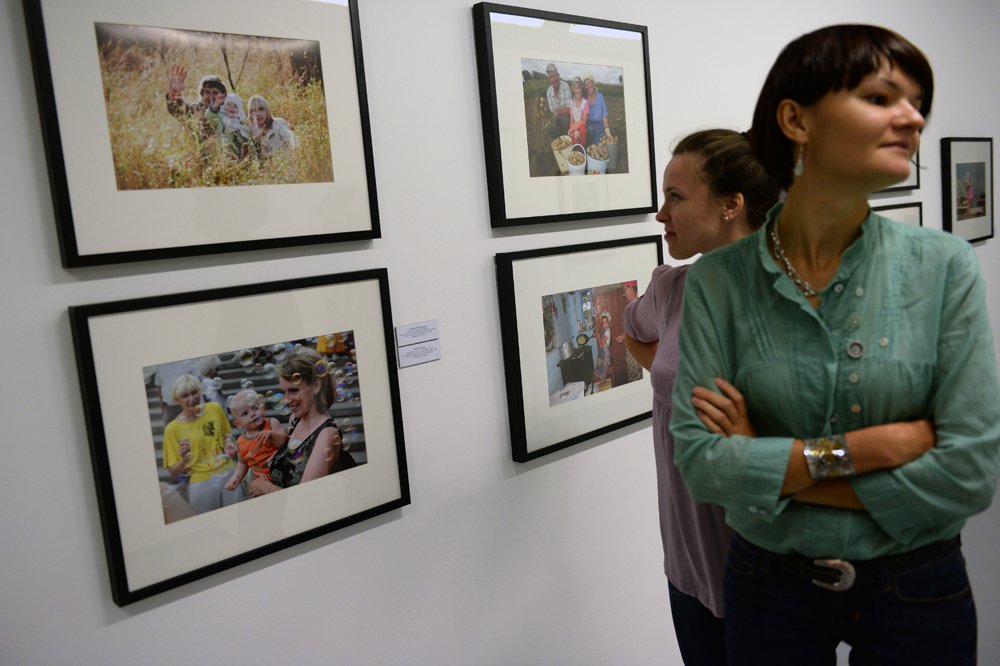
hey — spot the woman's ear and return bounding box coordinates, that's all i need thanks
[722,192,745,221]
[776,99,809,143]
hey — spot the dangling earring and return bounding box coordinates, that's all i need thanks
[793,145,805,177]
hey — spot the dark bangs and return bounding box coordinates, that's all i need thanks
[819,25,933,116]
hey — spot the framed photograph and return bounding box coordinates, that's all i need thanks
[472,3,656,227]
[23,0,379,266]
[872,202,922,227]
[495,236,661,461]
[69,269,408,605]
[875,149,920,193]
[941,138,994,243]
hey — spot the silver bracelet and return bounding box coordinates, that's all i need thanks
[802,434,856,479]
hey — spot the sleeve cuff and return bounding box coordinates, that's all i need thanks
[851,470,919,541]
[737,436,795,523]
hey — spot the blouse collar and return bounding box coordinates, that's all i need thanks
[756,202,875,298]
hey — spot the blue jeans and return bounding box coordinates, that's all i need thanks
[723,534,977,665]
[668,581,727,666]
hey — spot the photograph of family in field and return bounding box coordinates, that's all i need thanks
[145,333,365,524]
[542,280,642,407]
[95,22,335,190]
[521,58,629,178]
[956,161,988,221]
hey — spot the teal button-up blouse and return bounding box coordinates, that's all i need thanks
[670,204,1000,559]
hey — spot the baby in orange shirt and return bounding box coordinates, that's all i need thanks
[225,389,289,491]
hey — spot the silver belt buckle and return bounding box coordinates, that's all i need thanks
[811,558,856,591]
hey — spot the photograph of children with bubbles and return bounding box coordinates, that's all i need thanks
[145,332,365,524]
[521,58,629,177]
[95,22,334,190]
[543,280,642,407]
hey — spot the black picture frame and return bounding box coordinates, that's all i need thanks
[941,137,994,243]
[23,0,379,266]
[874,149,920,193]
[872,201,922,227]
[472,3,656,227]
[70,269,408,605]
[495,236,661,461]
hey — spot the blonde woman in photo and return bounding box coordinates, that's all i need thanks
[247,94,297,157]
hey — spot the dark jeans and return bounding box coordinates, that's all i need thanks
[668,580,727,666]
[723,534,977,665]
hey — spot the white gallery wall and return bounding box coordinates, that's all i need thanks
[2,0,998,663]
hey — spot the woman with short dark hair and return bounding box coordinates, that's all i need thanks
[671,25,999,664]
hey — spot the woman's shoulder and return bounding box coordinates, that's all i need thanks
[683,234,763,300]
[309,417,339,438]
[635,264,687,309]
[273,117,294,136]
[203,401,227,419]
[689,231,758,273]
[872,213,976,263]
[624,264,685,325]
[648,263,690,290]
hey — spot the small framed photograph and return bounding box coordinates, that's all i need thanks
[872,202,922,227]
[472,3,656,227]
[70,269,408,605]
[875,150,920,193]
[941,138,994,243]
[495,236,661,461]
[23,0,379,266]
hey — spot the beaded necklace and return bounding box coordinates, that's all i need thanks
[769,221,819,297]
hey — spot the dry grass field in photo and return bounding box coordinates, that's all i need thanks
[95,23,335,190]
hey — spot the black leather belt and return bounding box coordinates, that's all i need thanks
[733,534,961,592]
